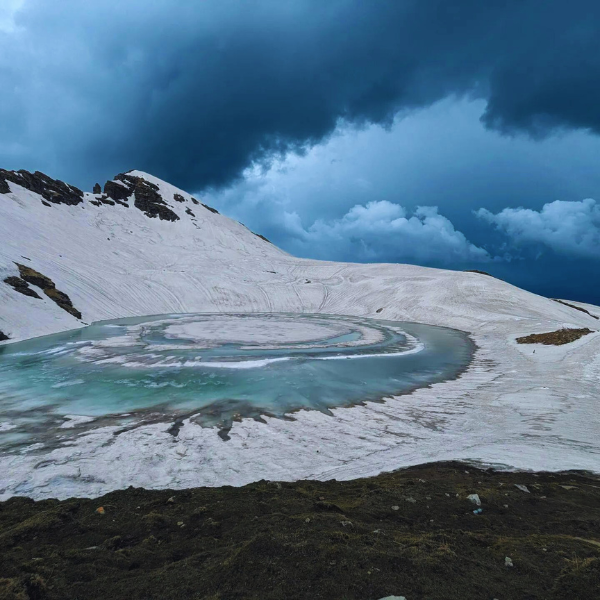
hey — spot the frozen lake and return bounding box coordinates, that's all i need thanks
[0,313,473,449]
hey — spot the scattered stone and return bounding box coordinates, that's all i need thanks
[93,183,102,194]
[167,496,176,504]
[0,331,9,341]
[378,596,407,600]
[505,556,514,568]
[467,493,481,506]
[514,484,530,493]
[95,507,105,515]
[173,193,185,203]
[473,508,483,515]
[405,497,417,504]
[391,505,400,511]
[561,485,578,490]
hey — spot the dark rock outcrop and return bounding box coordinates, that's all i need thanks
[254,232,271,244]
[173,193,185,203]
[0,169,83,205]
[201,202,219,215]
[104,173,179,221]
[0,331,9,341]
[552,298,599,320]
[103,179,132,202]
[93,183,102,194]
[4,264,82,319]
[185,207,195,217]
[3,275,42,299]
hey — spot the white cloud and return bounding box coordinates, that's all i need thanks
[285,201,490,264]
[202,161,489,265]
[476,199,600,259]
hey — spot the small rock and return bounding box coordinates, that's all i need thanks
[561,485,578,490]
[391,505,400,511]
[473,508,483,515]
[467,493,481,506]
[305,518,310,523]
[378,596,407,600]
[514,484,530,493]
[341,520,353,527]
[505,556,514,567]
[405,497,416,504]
[177,521,185,527]
[95,506,105,515]
[167,496,176,503]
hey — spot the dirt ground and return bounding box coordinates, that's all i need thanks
[1,461,599,600]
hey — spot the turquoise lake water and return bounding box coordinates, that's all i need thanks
[0,313,474,448]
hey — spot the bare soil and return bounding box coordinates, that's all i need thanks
[1,462,599,599]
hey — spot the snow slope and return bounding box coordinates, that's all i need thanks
[0,169,599,499]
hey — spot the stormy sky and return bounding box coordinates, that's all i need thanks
[1,1,599,303]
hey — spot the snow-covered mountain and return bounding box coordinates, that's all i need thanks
[1,168,597,343]
[1,168,599,498]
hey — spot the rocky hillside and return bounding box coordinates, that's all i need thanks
[0,168,597,343]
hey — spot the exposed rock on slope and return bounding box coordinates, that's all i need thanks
[3,263,82,319]
[105,173,179,221]
[0,169,83,206]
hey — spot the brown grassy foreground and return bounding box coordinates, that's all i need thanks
[1,462,599,599]
[516,328,593,346]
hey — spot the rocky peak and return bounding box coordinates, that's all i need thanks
[0,169,84,206]
[104,172,179,222]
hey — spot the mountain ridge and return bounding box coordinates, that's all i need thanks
[0,167,597,344]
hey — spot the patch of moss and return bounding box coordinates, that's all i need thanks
[516,328,593,345]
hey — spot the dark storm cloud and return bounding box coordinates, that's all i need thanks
[1,0,599,191]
